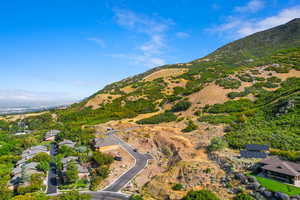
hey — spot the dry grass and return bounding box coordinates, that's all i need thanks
[120,85,136,93]
[143,68,188,82]
[188,82,252,108]
[85,94,121,109]
[0,111,48,122]
[273,69,300,80]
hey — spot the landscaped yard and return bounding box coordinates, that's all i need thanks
[253,175,300,196]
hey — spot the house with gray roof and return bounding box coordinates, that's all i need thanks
[44,129,60,141]
[59,139,76,148]
[93,137,118,152]
[9,162,41,189]
[9,145,49,189]
[61,156,89,182]
[258,157,300,187]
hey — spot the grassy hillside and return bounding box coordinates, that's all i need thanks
[55,19,300,154]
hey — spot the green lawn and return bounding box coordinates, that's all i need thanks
[252,175,300,196]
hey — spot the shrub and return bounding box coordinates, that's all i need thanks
[58,191,91,200]
[237,74,253,82]
[137,112,177,124]
[92,152,114,166]
[198,115,237,124]
[29,152,51,163]
[206,99,254,113]
[207,137,228,152]
[182,120,198,132]
[216,78,241,89]
[234,193,255,200]
[171,101,192,112]
[270,149,300,162]
[65,162,79,184]
[182,190,220,200]
[172,183,183,191]
[36,161,50,173]
[129,195,144,200]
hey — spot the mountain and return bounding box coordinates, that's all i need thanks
[2,19,300,200]
[57,19,300,131]
[51,19,300,199]
[205,18,300,65]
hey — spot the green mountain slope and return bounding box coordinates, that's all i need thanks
[54,19,300,154]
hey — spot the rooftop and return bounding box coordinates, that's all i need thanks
[245,144,269,151]
[59,139,76,147]
[94,137,115,148]
[45,129,60,138]
[260,157,300,177]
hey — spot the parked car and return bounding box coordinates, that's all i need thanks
[114,156,122,161]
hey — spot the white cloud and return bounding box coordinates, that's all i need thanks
[208,5,300,38]
[87,37,106,48]
[113,9,173,67]
[176,32,190,39]
[238,5,300,36]
[235,0,265,13]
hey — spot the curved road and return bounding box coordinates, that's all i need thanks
[102,134,153,192]
[47,131,153,200]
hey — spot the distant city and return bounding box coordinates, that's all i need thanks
[0,104,71,115]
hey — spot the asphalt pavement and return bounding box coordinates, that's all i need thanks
[46,131,152,199]
[82,191,129,200]
[47,143,58,194]
[102,134,153,192]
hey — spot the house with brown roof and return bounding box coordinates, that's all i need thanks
[258,157,300,187]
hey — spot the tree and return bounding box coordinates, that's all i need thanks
[234,193,255,200]
[65,162,78,184]
[171,101,192,112]
[182,120,198,132]
[12,193,48,200]
[58,190,91,200]
[207,137,228,152]
[30,152,51,163]
[182,190,220,200]
[95,165,110,179]
[129,195,144,200]
[92,152,114,166]
[0,180,12,200]
[36,161,50,173]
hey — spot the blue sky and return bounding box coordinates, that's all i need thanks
[0,0,299,105]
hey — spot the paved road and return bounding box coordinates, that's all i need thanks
[102,134,153,192]
[82,191,129,200]
[47,143,58,194]
[47,131,152,199]
[49,191,129,200]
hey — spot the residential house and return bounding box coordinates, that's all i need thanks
[59,139,76,148]
[15,130,32,136]
[240,144,269,159]
[44,130,60,141]
[9,162,41,189]
[258,157,300,187]
[93,137,118,152]
[8,145,49,189]
[61,156,89,182]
